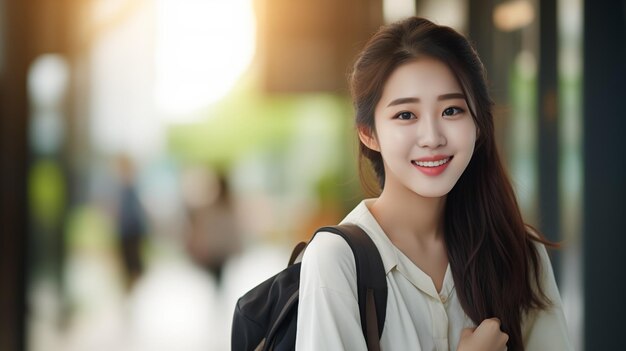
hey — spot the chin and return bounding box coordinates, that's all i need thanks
[411,185,453,198]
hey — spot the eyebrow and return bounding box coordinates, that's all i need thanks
[386,93,466,107]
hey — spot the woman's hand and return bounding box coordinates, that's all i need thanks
[457,318,509,351]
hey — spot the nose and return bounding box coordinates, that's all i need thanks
[417,116,446,148]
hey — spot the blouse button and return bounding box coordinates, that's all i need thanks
[439,294,447,303]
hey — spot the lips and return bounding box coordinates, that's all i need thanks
[411,156,453,167]
[411,156,453,176]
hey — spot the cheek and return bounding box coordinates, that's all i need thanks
[449,122,477,151]
[378,127,414,154]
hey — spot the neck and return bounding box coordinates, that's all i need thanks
[370,184,446,243]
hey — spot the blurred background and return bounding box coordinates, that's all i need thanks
[1,0,624,350]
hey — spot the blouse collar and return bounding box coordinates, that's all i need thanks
[340,199,455,301]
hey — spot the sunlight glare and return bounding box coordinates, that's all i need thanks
[155,0,255,121]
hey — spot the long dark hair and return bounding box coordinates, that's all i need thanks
[349,17,555,351]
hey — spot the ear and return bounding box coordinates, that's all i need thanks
[358,125,380,152]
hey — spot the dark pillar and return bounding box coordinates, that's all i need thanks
[1,0,78,349]
[583,0,626,349]
[538,0,561,279]
[0,0,32,349]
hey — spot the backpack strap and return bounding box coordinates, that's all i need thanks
[314,224,387,351]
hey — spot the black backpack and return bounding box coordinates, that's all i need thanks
[231,224,388,351]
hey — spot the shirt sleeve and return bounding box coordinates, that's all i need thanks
[295,232,368,351]
[522,243,573,350]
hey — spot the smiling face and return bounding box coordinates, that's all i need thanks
[359,57,478,198]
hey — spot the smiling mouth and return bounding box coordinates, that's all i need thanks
[411,156,453,168]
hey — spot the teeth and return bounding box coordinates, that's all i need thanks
[413,157,451,167]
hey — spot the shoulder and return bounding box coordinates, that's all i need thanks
[524,234,552,280]
[521,243,572,349]
[524,225,554,267]
[524,231,563,307]
[302,231,356,273]
[534,241,551,263]
[300,231,357,293]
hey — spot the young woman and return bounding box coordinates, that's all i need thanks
[295,17,571,351]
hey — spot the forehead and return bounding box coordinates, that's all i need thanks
[379,57,462,103]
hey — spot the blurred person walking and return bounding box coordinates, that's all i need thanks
[181,168,241,287]
[115,155,148,292]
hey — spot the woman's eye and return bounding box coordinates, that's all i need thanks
[396,111,415,120]
[443,107,464,117]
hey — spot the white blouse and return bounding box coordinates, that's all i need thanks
[295,199,572,351]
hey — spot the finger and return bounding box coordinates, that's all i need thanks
[477,317,501,332]
[501,332,509,344]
